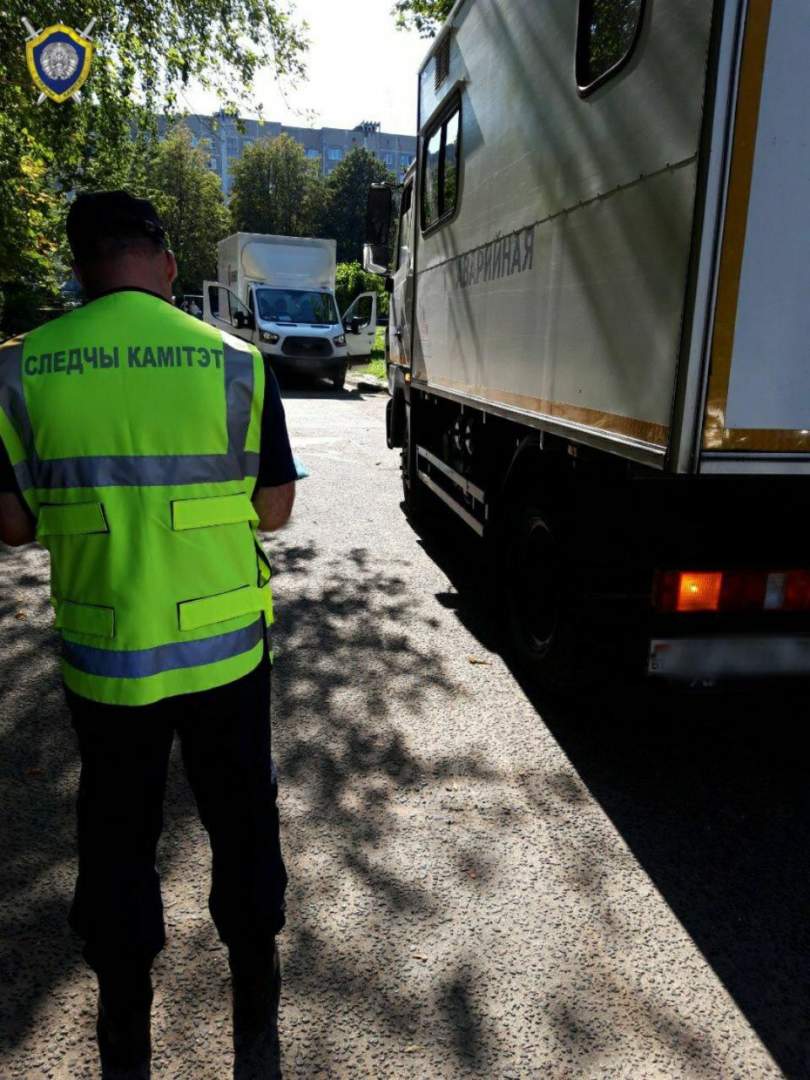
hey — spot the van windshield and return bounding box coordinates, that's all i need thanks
[255,288,339,326]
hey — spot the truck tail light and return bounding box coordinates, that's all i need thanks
[653,570,810,614]
[678,572,722,612]
[720,571,767,612]
[784,571,810,611]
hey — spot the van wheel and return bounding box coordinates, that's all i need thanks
[332,364,347,391]
[502,498,588,693]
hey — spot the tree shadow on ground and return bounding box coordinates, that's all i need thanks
[0,529,514,1076]
[413,505,810,1080]
[8,491,804,1076]
[0,542,91,1069]
[242,538,515,1077]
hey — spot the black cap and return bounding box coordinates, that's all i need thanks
[66,190,168,261]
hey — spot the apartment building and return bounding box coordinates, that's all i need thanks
[161,114,416,195]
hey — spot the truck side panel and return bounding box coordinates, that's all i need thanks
[702,0,810,460]
[414,0,715,461]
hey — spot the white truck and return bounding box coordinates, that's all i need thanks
[365,0,810,688]
[204,233,377,389]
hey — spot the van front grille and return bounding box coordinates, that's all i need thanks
[281,337,333,358]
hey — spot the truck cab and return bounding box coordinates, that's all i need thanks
[203,233,377,390]
[387,162,416,382]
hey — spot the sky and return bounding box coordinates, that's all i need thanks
[185,0,432,135]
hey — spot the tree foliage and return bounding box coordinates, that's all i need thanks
[335,261,389,320]
[0,0,307,331]
[392,0,454,37]
[321,149,395,265]
[229,134,325,237]
[146,126,230,294]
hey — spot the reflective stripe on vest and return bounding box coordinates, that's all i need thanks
[64,620,264,679]
[32,451,260,489]
[0,341,37,512]
[3,340,257,491]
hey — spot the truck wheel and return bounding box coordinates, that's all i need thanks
[332,363,347,391]
[387,389,406,449]
[401,404,427,520]
[502,498,587,693]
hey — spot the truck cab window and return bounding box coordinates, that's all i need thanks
[421,99,461,232]
[255,288,338,326]
[576,0,645,94]
[227,291,252,329]
[208,285,224,319]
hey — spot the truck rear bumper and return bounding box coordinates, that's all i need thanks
[648,636,810,681]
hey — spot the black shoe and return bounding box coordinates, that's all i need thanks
[96,971,153,1079]
[230,940,281,1040]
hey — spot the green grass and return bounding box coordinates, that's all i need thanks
[356,328,386,380]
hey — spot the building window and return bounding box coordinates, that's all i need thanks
[381,150,395,166]
[422,98,461,232]
[306,148,321,159]
[226,136,239,157]
[327,146,343,161]
[400,153,413,168]
[576,0,645,95]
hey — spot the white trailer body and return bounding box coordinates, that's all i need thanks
[217,233,337,302]
[413,0,713,467]
[203,233,378,388]
[372,0,810,686]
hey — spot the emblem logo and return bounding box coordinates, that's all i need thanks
[22,17,96,104]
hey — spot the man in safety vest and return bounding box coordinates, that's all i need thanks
[0,191,295,1077]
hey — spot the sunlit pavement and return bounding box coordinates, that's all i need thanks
[1,380,807,1078]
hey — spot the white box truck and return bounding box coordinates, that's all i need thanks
[204,233,377,389]
[365,0,810,688]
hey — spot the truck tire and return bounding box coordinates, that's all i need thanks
[401,403,427,520]
[332,363,347,391]
[501,496,590,694]
[386,389,406,449]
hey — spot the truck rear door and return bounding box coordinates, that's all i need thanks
[700,0,810,474]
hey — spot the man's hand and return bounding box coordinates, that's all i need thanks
[253,482,295,532]
[0,492,36,546]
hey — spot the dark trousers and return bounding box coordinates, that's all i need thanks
[65,647,287,975]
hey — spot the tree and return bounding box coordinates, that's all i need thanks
[0,0,308,332]
[146,126,230,294]
[392,0,454,37]
[321,149,395,265]
[335,261,389,320]
[229,134,325,237]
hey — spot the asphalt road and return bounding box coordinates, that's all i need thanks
[1,377,808,1078]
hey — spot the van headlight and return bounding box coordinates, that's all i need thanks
[260,331,280,345]
[333,334,347,347]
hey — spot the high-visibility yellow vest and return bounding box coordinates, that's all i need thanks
[0,289,271,706]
